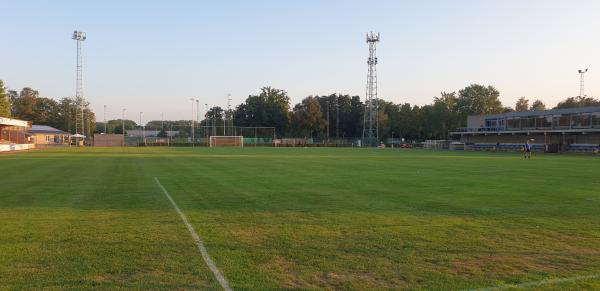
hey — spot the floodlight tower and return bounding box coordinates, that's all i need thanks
[578,69,588,97]
[362,32,380,147]
[103,105,107,134]
[190,98,195,146]
[122,108,126,144]
[195,99,200,129]
[72,30,86,141]
[139,111,144,144]
[204,103,209,143]
[225,94,232,135]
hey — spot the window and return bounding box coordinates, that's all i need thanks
[485,119,502,130]
[572,114,591,128]
[593,113,600,128]
[535,115,552,129]
[553,115,571,128]
[506,118,520,130]
[521,117,536,129]
[498,119,505,128]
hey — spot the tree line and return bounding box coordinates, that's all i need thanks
[2,79,599,141]
[0,79,95,135]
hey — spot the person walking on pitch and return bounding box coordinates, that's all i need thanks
[524,139,533,159]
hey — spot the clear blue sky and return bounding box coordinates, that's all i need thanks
[1,0,599,122]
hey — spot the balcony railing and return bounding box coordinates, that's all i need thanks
[453,127,505,133]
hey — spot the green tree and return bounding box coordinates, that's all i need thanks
[204,106,224,124]
[8,90,18,116]
[0,80,10,116]
[108,119,137,134]
[432,91,459,137]
[530,99,546,111]
[515,97,529,112]
[455,84,503,126]
[376,100,393,141]
[292,96,325,137]
[234,87,291,136]
[33,97,60,126]
[554,96,600,109]
[12,87,39,121]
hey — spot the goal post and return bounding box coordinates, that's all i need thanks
[209,136,244,147]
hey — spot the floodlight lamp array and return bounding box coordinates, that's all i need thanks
[72,30,86,41]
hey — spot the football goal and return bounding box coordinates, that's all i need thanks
[209,136,244,147]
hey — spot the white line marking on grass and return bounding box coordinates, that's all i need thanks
[154,177,232,291]
[470,273,600,291]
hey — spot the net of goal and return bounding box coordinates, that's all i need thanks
[209,136,244,147]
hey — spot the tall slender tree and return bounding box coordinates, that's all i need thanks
[530,99,546,111]
[515,97,530,112]
[0,80,10,117]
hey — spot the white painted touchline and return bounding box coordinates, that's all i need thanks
[469,273,600,291]
[154,177,232,291]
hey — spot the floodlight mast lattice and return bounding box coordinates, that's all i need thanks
[578,69,588,98]
[72,30,86,142]
[362,32,380,147]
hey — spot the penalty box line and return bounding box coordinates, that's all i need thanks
[154,177,232,291]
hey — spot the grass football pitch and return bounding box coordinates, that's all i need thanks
[1,147,599,290]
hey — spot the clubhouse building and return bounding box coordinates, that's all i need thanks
[0,116,35,152]
[451,106,600,152]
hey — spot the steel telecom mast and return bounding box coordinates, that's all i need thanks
[362,32,380,147]
[72,30,86,143]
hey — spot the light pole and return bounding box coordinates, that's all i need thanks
[190,98,195,147]
[195,99,200,131]
[205,103,209,145]
[578,69,589,98]
[72,30,86,144]
[227,93,232,135]
[336,96,339,139]
[122,108,126,146]
[326,100,330,142]
[212,107,216,137]
[103,105,107,134]
[195,99,200,145]
[139,111,144,146]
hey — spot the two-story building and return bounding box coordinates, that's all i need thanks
[451,106,600,152]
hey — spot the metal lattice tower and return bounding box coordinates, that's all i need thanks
[362,32,380,147]
[72,30,86,139]
[578,68,588,97]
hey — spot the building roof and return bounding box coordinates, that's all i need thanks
[29,125,69,135]
[0,116,30,127]
[483,106,600,119]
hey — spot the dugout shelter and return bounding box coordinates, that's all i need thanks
[0,116,35,152]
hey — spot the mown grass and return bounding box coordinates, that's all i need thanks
[1,147,599,290]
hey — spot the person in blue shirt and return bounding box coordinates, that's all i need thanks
[524,140,532,159]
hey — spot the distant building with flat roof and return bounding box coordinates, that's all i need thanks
[451,106,600,152]
[28,125,70,146]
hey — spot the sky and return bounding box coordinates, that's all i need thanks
[1,0,599,122]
